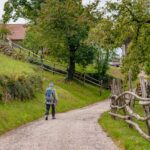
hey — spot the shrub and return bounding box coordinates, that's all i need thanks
[0,74,42,102]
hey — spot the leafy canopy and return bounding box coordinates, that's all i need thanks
[89,0,150,79]
[3,0,45,23]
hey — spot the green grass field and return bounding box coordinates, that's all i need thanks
[107,66,124,79]
[99,104,150,150]
[0,53,110,135]
[0,54,35,75]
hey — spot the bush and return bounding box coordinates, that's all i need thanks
[0,74,42,102]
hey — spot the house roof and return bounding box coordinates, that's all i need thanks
[6,24,27,41]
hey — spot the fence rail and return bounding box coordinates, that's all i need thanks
[0,40,103,89]
[110,77,150,141]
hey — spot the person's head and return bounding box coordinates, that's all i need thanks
[49,82,54,87]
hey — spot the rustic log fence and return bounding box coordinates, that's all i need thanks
[110,72,150,141]
[0,40,103,90]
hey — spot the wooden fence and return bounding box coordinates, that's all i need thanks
[0,40,103,91]
[110,73,150,141]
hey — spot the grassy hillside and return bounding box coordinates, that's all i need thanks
[0,54,34,75]
[0,53,110,135]
[107,66,124,79]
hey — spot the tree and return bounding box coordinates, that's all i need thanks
[87,19,117,78]
[88,0,150,79]
[3,0,45,23]
[75,44,96,70]
[34,0,100,80]
[22,27,43,52]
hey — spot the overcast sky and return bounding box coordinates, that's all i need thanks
[0,0,107,23]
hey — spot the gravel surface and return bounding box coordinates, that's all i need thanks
[0,100,118,150]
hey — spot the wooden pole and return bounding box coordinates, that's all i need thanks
[128,70,132,92]
[139,72,150,135]
[53,64,55,75]
[83,73,85,85]
[99,80,102,96]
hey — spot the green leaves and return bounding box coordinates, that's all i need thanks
[86,0,150,79]
[3,0,45,23]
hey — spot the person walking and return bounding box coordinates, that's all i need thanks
[45,82,58,120]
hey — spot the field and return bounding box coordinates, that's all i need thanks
[0,53,35,75]
[0,53,110,135]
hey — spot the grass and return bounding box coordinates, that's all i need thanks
[107,66,124,79]
[0,54,35,75]
[99,103,150,150]
[0,53,110,135]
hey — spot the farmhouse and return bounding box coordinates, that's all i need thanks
[6,24,26,42]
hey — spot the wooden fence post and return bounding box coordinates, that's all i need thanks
[83,73,85,85]
[99,80,102,96]
[53,64,55,75]
[139,72,150,135]
[128,70,133,92]
[128,70,134,109]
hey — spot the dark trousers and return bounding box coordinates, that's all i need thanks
[45,104,55,117]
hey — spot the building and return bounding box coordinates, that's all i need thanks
[6,24,27,42]
[109,60,121,67]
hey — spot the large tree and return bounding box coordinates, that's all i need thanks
[90,0,150,79]
[34,0,100,80]
[106,0,150,79]
[87,19,117,78]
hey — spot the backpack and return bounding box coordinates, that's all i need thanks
[46,88,53,102]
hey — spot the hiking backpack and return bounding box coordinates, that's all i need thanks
[46,88,53,102]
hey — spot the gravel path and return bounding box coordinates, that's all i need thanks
[0,100,118,150]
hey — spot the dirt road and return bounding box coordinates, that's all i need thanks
[0,100,118,150]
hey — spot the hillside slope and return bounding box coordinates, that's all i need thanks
[0,53,110,135]
[0,54,35,75]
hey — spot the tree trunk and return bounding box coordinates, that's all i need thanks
[67,49,76,80]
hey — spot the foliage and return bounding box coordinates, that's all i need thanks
[88,19,117,50]
[3,0,102,80]
[3,0,45,23]
[86,0,150,79]
[87,19,118,78]
[94,46,109,79]
[75,44,96,69]
[31,0,101,80]
[105,0,150,79]
[0,24,10,40]
[22,27,43,53]
[0,74,42,101]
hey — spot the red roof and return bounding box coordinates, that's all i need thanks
[6,24,26,41]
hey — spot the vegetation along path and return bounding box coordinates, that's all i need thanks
[0,100,118,150]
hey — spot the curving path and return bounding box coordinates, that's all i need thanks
[0,100,118,150]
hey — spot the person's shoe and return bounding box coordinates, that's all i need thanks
[52,117,56,119]
[45,116,48,120]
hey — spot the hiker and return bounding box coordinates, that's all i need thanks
[45,82,58,120]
